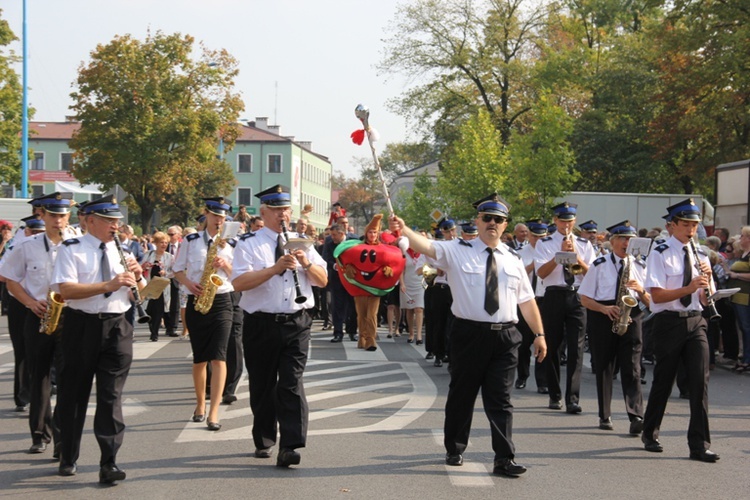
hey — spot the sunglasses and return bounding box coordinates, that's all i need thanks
[481,214,507,224]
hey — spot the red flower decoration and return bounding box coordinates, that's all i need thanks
[350,129,366,145]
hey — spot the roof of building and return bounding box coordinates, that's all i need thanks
[28,122,80,140]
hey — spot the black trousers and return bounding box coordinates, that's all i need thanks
[516,297,548,388]
[7,295,30,407]
[424,285,435,353]
[330,283,353,338]
[243,310,311,451]
[430,284,453,359]
[58,309,133,467]
[587,309,643,421]
[24,312,63,445]
[643,312,711,452]
[146,295,166,339]
[541,288,586,405]
[444,319,522,460]
[165,279,180,333]
[224,292,244,397]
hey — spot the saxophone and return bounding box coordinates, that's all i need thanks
[194,236,225,314]
[612,255,638,335]
[39,290,65,335]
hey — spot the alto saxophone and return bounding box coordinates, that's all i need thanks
[39,290,65,335]
[613,255,638,335]
[194,236,225,314]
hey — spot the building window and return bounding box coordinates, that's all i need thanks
[31,185,44,198]
[60,152,74,171]
[31,152,44,171]
[238,188,252,206]
[2,185,14,197]
[238,154,252,173]
[267,154,282,173]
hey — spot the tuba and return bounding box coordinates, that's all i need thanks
[194,235,225,315]
[612,255,637,335]
[39,290,65,335]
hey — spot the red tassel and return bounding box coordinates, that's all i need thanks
[350,129,366,145]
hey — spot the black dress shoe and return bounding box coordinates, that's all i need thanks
[29,442,47,453]
[689,449,720,463]
[366,346,377,351]
[566,403,582,414]
[416,340,423,345]
[59,463,77,476]
[330,336,343,343]
[166,331,179,337]
[537,386,549,394]
[222,394,238,405]
[15,404,28,412]
[599,417,613,430]
[493,458,527,476]
[642,435,663,453]
[434,358,443,367]
[548,399,563,410]
[425,352,434,360]
[254,447,273,458]
[629,417,644,435]
[348,333,357,341]
[207,421,221,431]
[515,379,527,389]
[192,412,205,423]
[150,335,158,342]
[99,463,126,484]
[276,448,301,467]
[445,453,463,466]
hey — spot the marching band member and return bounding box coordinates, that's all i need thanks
[578,220,648,433]
[173,197,236,431]
[51,195,144,483]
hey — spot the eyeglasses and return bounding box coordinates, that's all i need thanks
[481,214,507,224]
[167,232,176,236]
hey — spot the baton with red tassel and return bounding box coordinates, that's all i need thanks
[351,104,394,216]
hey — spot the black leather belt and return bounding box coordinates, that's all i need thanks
[659,310,701,318]
[69,308,123,320]
[547,285,578,292]
[456,317,516,331]
[434,283,450,289]
[251,310,307,323]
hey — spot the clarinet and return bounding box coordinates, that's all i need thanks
[279,221,308,304]
[113,231,151,324]
[688,239,721,322]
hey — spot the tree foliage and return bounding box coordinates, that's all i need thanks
[0,10,26,188]
[68,31,244,233]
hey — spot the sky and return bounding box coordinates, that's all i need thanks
[2,0,413,179]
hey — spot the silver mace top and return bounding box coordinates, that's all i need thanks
[354,104,370,129]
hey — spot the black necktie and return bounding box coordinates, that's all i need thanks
[681,247,692,307]
[100,242,112,298]
[614,258,624,302]
[531,268,537,292]
[485,247,499,316]
[276,233,285,275]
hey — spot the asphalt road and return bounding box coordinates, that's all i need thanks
[1,317,748,499]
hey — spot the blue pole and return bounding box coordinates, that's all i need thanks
[20,0,29,198]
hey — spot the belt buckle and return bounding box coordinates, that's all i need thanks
[274,314,287,323]
[678,311,689,318]
[490,323,504,331]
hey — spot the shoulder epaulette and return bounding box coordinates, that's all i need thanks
[186,233,200,242]
[226,239,237,248]
[541,236,552,242]
[635,257,647,268]
[458,238,472,247]
[655,243,669,253]
[577,236,588,243]
[654,238,666,245]
[697,247,708,257]
[239,232,256,240]
[506,246,520,259]
[62,238,80,246]
[593,256,606,266]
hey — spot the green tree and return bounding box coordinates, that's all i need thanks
[437,108,509,221]
[394,172,443,231]
[0,10,27,187]
[68,31,244,233]
[377,141,438,180]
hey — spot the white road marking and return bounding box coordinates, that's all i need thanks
[432,429,493,486]
[0,342,13,356]
[0,361,14,376]
[132,339,171,360]
[85,397,149,417]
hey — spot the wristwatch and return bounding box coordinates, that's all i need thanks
[303,262,313,271]
[534,333,545,338]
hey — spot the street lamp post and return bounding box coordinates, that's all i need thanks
[20,0,29,198]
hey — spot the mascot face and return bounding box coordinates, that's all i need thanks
[334,240,405,297]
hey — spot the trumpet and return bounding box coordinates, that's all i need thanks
[564,228,584,275]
